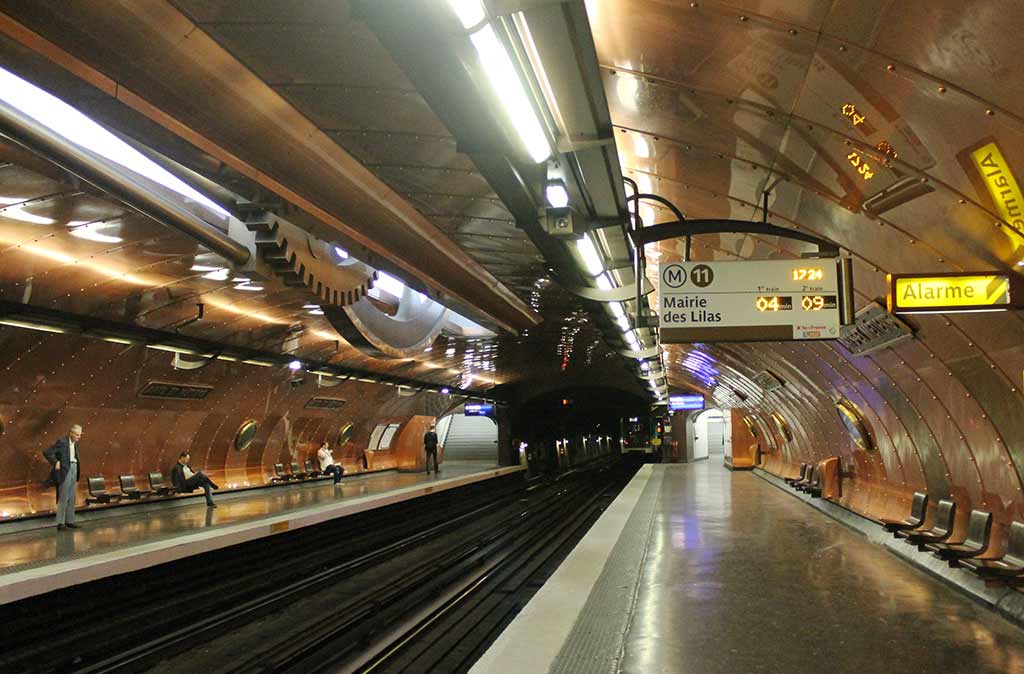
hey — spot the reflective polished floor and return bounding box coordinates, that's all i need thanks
[620,461,1024,674]
[0,463,493,574]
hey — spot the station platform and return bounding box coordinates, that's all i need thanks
[472,462,1024,674]
[0,462,523,606]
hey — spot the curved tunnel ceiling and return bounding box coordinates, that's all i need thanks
[586,0,1024,520]
[0,0,1022,524]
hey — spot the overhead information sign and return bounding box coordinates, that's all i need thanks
[887,272,1019,313]
[669,394,704,411]
[659,259,844,342]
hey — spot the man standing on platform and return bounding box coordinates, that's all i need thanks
[170,451,220,507]
[424,424,439,474]
[43,423,84,530]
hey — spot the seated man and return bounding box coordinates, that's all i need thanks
[170,451,220,507]
[317,442,345,484]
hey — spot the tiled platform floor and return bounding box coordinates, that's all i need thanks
[474,462,1024,674]
[0,461,519,604]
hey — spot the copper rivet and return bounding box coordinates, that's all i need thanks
[739,15,748,21]
[986,109,995,116]
[839,45,847,51]
[938,86,947,93]
[887,64,895,72]
[958,199,966,204]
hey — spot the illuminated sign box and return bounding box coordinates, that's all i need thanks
[464,402,495,417]
[659,258,850,343]
[887,271,1022,314]
[668,394,704,411]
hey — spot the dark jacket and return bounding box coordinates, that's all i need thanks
[169,463,196,491]
[423,431,439,450]
[42,436,81,486]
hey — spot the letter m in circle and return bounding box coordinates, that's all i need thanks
[664,264,687,289]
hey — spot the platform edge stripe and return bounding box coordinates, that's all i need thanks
[469,464,657,674]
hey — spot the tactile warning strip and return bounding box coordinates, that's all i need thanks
[549,466,665,674]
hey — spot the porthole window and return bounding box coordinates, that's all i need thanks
[836,400,874,451]
[771,412,792,443]
[742,415,759,437]
[235,420,259,451]
[337,423,354,446]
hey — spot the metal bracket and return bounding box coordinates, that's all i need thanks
[629,219,840,256]
[617,345,661,359]
[565,278,654,302]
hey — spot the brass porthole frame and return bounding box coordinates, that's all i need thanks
[234,419,259,452]
[337,422,354,447]
[742,415,759,437]
[770,412,793,443]
[836,399,875,451]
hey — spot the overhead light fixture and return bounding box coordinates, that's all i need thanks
[0,66,228,217]
[545,180,570,208]
[0,318,67,333]
[288,360,302,371]
[448,0,486,28]
[447,1,552,163]
[862,176,935,216]
[333,246,350,260]
[576,235,604,276]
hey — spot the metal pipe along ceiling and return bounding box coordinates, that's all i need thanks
[0,97,251,266]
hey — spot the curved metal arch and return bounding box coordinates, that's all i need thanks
[628,219,840,255]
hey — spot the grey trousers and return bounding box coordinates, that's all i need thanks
[56,466,77,525]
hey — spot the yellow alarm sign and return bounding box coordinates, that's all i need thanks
[887,272,1018,313]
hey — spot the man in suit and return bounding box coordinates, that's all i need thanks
[423,425,439,474]
[42,424,83,530]
[170,451,220,507]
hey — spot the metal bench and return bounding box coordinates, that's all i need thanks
[963,522,1024,578]
[899,499,956,547]
[86,476,124,505]
[271,463,296,482]
[925,509,993,562]
[881,492,929,533]
[118,474,152,500]
[785,463,809,486]
[148,471,177,497]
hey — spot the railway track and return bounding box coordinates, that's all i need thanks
[0,461,636,674]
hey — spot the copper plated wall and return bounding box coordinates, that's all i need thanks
[580,0,1024,547]
[0,327,442,519]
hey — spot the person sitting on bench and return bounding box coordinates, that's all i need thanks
[170,451,220,507]
[317,442,345,484]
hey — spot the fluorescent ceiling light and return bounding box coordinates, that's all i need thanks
[546,181,570,208]
[0,197,56,225]
[576,235,604,276]
[375,271,406,297]
[202,268,230,281]
[616,314,630,331]
[447,0,486,29]
[0,66,228,217]
[0,318,67,333]
[288,360,302,371]
[596,273,614,290]
[69,221,122,243]
[334,246,349,260]
[469,24,552,163]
